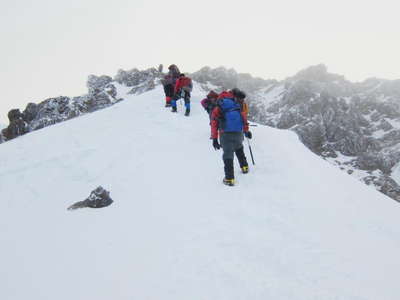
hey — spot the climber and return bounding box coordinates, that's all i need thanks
[231,88,249,116]
[200,90,219,117]
[210,90,252,186]
[161,74,174,107]
[161,64,181,107]
[168,64,181,82]
[171,73,193,116]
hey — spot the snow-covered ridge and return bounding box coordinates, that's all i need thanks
[3,64,400,202]
[1,85,400,299]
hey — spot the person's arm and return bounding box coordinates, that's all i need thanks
[174,79,181,93]
[211,107,221,139]
[200,98,208,109]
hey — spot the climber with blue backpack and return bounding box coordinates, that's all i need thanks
[210,90,252,186]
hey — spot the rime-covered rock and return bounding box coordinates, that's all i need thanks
[68,186,113,210]
[87,75,113,94]
[2,109,29,140]
[114,67,160,94]
[190,66,275,92]
[1,67,160,142]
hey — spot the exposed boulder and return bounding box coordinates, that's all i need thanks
[68,186,113,210]
[2,109,29,140]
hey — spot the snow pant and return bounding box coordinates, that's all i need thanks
[171,90,190,110]
[163,84,174,97]
[163,84,174,104]
[220,132,248,179]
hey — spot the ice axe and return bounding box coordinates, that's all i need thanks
[246,137,255,165]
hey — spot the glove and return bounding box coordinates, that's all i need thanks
[245,131,252,139]
[212,138,221,150]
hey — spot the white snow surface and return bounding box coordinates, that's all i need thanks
[392,162,400,185]
[1,85,400,300]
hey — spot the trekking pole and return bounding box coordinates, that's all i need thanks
[246,137,255,165]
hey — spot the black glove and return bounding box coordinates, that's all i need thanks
[245,131,252,139]
[212,138,221,150]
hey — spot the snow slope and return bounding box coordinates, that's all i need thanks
[1,85,400,300]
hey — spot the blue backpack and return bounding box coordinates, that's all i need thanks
[218,98,243,132]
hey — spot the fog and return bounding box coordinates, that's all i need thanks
[1,0,399,123]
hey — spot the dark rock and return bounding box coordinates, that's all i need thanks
[68,186,113,210]
[8,109,23,122]
[23,103,39,122]
[363,175,400,202]
[2,109,29,140]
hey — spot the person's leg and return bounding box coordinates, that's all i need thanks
[165,84,174,107]
[223,159,234,183]
[171,93,179,112]
[233,133,249,173]
[235,147,249,173]
[184,91,190,109]
[220,133,235,181]
[184,91,191,116]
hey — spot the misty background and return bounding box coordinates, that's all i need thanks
[1,0,399,123]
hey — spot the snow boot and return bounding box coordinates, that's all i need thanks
[223,159,234,186]
[184,108,190,116]
[171,106,177,113]
[223,178,235,186]
[241,166,249,174]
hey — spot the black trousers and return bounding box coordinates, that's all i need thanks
[220,132,248,179]
[163,84,174,98]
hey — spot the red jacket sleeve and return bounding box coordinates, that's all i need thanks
[211,107,221,139]
[200,98,208,109]
[174,79,181,93]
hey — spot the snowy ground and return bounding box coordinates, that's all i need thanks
[1,86,400,300]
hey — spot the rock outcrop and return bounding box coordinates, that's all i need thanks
[1,67,161,143]
[68,186,113,210]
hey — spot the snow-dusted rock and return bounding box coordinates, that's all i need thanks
[2,109,28,140]
[252,66,400,201]
[190,66,275,92]
[114,67,160,94]
[68,186,113,210]
[1,67,161,142]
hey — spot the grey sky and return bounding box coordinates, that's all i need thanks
[1,0,399,123]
